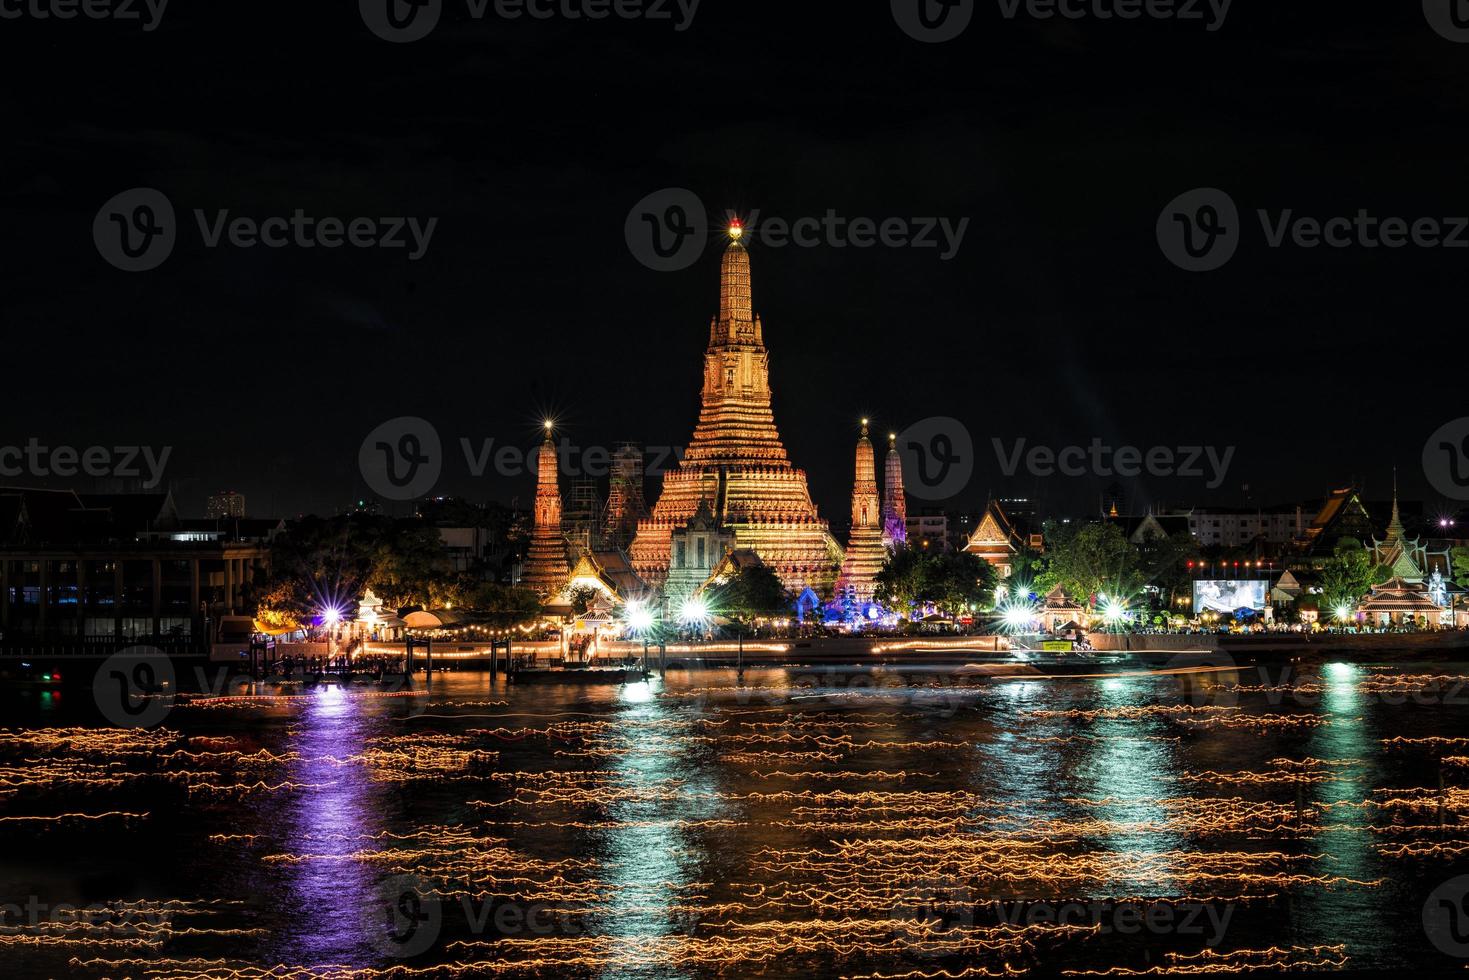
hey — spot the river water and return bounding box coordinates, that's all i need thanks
[5,658,1469,977]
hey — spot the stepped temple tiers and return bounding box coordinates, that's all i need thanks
[521,421,571,595]
[835,420,887,604]
[882,432,907,549]
[629,224,844,597]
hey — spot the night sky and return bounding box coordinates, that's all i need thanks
[4,1,1467,522]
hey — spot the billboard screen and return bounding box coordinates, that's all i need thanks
[1194,579,1267,615]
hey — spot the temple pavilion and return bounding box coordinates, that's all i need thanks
[1356,576,1446,627]
[629,224,844,596]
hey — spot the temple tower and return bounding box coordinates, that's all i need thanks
[603,443,648,550]
[521,422,570,595]
[835,420,887,603]
[882,431,907,549]
[629,223,843,596]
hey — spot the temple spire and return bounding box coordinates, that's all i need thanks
[1387,466,1405,542]
[836,418,886,603]
[711,221,762,348]
[882,431,907,549]
[522,420,569,595]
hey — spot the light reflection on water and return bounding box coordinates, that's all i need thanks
[279,684,386,966]
[4,659,1469,977]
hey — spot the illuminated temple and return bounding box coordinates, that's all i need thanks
[629,226,844,596]
[834,420,886,603]
[521,423,570,595]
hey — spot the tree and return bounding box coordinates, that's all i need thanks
[1135,529,1201,610]
[260,515,456,619]
[1318,538,1389,610]
[1452,547,1469,590]
[875,546,997,617]
[710,564,791,622]
[566,586,600,616]
[1044,523,1142,606]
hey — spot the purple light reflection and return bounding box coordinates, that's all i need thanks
[276,685,389,966]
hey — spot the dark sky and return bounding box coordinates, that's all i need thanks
[4,1,1467,522]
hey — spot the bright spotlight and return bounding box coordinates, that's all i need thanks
[999,599,1037,633]
[680,597,710,626]
[1334,604,1354,623]
[1101,599,1128,626]
[625,601,654,633]
[321,607,342,625]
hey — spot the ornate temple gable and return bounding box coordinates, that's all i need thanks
[629,228,842,597]
[964,501,1023,576]
[1301,487,1376,555]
